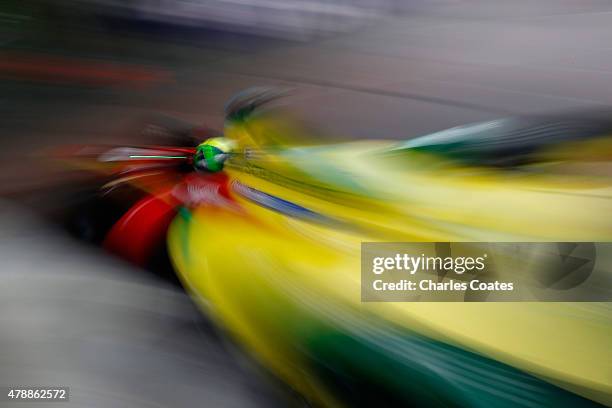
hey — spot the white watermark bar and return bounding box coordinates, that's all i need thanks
[361,242,612,302]
[1,387,69,402]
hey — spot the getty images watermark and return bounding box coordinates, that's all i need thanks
[361,242,612,301]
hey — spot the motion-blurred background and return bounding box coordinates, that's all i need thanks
[4,0,612,191]
[1,1,612,407]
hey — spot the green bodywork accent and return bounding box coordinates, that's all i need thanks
[177,207,192,263]
[307,327,605,408]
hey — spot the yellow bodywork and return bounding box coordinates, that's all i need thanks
[168,118,612,407]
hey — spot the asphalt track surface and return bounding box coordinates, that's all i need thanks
[2,1,612,407]
[0,201,289,407]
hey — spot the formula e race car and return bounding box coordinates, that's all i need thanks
[52,88,612,408]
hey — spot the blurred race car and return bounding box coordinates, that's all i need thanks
[53,88,612,407]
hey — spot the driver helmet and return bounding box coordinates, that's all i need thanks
[193,137,236,172]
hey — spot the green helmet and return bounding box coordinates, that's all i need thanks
[193,137,236,172]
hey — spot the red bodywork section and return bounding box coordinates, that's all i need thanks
[103,192,179,266]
